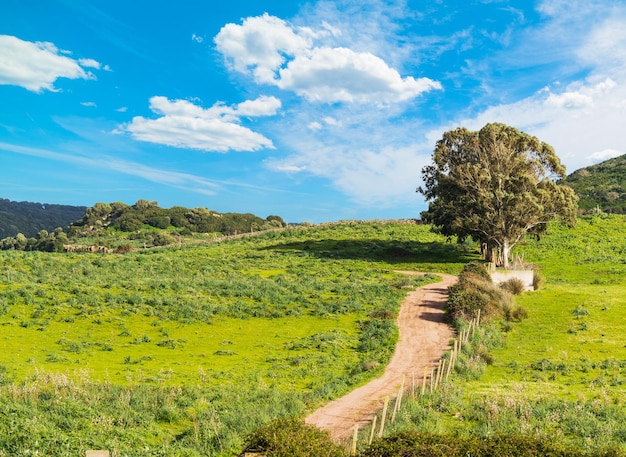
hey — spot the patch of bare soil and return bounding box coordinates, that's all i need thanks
[305,272,457,443]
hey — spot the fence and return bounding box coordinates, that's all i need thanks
[348,310,481,455]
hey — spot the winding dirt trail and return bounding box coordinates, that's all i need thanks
[305,272,457,443]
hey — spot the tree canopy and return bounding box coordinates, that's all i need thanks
[418,123,578,268]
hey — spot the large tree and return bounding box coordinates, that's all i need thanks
[418,123,578,268]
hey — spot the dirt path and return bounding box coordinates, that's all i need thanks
[305,272,457,443]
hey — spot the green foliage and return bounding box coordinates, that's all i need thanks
[242,417,346,457]
[379,215,626,456]
[1,226,68,252]
[360,431,624,457]
[69,199,285,237]
[0,198,86,238]
[446,262,513,321]
[419,123,578,268]
[0,220,471,456]
[563,154,626,214]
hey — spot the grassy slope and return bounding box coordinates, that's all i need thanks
[564,154,626,213]
[473,214,626,400]
[377,214,626,454]
[0,221,473,456]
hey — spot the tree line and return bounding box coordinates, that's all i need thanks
[0,199,285,252]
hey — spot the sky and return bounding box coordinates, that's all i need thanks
[1,0,625,223]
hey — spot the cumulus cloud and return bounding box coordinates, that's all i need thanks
[0,35,101,92]
[119,95,280,152]
[214,13,440,104]
[590,149,624,163]
[215,13,312,84]
[277,46,441,103]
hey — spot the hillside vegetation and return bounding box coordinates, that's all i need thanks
[356,214,626,456]
[564,154,626,213]
[1,215,625,456]
[0,199,286,252]
[0,198,86,238]
[0,220,471,456]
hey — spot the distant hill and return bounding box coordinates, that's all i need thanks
[0,199,87,238]
[563,154,626,214]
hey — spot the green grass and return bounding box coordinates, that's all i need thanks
[469,214,626,401]
[379,214,626,454]
[0,221,472,456]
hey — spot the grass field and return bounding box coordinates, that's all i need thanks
[2,215,625,456]
[474,214,626,401]
[381,214,626,453]
[0,221,473,456]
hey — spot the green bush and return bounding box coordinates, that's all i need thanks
[358,431,623,457]
[446,262,514,321]
[242,417,346,457]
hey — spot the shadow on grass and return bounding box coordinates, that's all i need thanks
[263,239,478,265]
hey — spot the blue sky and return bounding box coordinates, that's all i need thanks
[1,0,625,223]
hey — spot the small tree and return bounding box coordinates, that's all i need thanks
[418,123,578,268]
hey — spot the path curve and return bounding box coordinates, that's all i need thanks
[305,272,457,442]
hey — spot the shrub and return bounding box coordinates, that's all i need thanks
[447,263,513,321]
[242,417,346,457]
[509,306,528,322]
[500,278,526,295]
[359,431,612,457]
[532,270,545,290]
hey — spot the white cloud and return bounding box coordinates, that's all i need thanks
[80,101,97,107]
[214,13,440,104]
[119,96,280,152]
[590,148,624,163]
[78,58,101,69]
[308,121,323,131]
[215,13,312,84]
[191,33,204,44]
[277,46,441,103]
[0,35,101,92]
[577,16,626,69]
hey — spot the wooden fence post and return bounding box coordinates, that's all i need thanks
[429,367,435,393]
[378,396,389,437]
[368,416,377,445]
[351,424,359,455]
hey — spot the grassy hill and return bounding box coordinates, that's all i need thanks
[1,216,625,456]
[0,220,471,455]
[564,154,626,214]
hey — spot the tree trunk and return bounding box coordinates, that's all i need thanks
[501,239,511,269]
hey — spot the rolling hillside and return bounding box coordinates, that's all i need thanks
[0,198,86,238]
[564,154,626,214]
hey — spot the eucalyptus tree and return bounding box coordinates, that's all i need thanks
[418,123,578,268]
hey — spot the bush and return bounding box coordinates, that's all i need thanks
[532,270,545,290]
[509,306,529,322]
[500,278,526,295]
[242,417,346,457]
[359,431,618,457]
[446,263,513,321]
